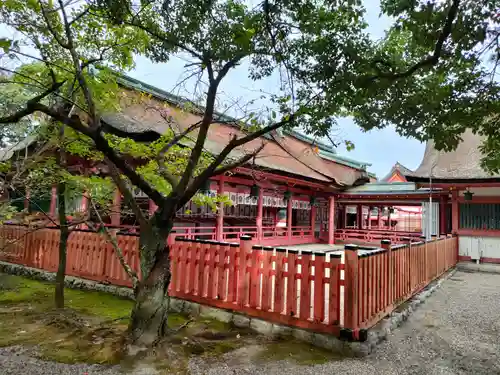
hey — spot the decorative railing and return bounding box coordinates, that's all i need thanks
[335,229,422,245]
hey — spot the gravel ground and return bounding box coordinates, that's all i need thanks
[1,270,500,375]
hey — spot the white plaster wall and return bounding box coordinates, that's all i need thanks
[459,236,500,260]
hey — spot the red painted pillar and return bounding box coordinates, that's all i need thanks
[24,187,30,211]
[451,190,459,234]
[310,203,316,238]
[439,195,447,235]
[256,188,263,241]
[387,207,392,230]
[356,204,362,229]
[367,206,371,229]
[49,185,57,217]
[216,178,225,241]
[328,195,335,245]
[343,244,359,333]
[148,199,158,217]
[343,205,348,229]
[111,189,121,227]
[377,206,382,229]
[80,191,89,214]
[287,193,293,240]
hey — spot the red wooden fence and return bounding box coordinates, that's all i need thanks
[0,225,458,340]
[0,225,140,287]
[343,235,458,339]
[169,238,343,334]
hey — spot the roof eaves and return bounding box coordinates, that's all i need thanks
[117,73,373,170]
[318,150,371,170]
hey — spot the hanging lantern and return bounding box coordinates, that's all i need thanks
[200,179,211,194]
[250,184,260,198]
[283,190,292,201]
[309,196,316,206]
[464,189,474,201]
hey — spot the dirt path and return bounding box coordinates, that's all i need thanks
[1,271,500,374]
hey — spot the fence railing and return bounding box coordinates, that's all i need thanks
[343,235,458,339]
[0,224,458,341]
[169,239,343,334]
[0,225,140,287]
[335,229,422,245]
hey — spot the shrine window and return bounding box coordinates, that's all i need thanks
[459,203,500,230]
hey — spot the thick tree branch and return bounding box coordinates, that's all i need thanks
[211,143,266,177]
[2,100,165,205]
[375,0,460,80]
[0,81,65,123]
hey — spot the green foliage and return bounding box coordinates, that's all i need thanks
[349,0,500,160]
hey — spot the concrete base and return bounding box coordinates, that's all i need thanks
[0,260,455,356]
[457,261,500,274]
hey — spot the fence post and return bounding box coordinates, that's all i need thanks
[238,235,253,307]
[342,244,360,340]
[381,239,392,309]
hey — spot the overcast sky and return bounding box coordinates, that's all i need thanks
[126,1,426,179]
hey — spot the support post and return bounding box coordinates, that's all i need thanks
[381,239,392,305]
[216,178,225,241]
[24,187,30,211]
[367,206,371,229]
[377,206,382,229]
[80,191,89,229]
[310,203,316,238]
[287,193,293,240]
[343,244,359,336]
[328,195,335,245]
[49,185,57,217]
[356,204,362,229]
[451,190,459,234]
[387,207,392,231]
[148,199,158,217]
[238,235,253,307]
[110,189,121,227]
[439,195,447,235]
[256,188,263,241]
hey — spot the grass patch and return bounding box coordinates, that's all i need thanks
[258,339,345,365]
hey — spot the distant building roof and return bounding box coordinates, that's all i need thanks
[406,129,500,182]
[381,162,413,182]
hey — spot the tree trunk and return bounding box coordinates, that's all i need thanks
[128,216,172,346]
[55,181,69,309]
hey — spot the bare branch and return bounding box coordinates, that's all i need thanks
[88,198,139,290]
[38,0,69,49]
[104,157,149,229]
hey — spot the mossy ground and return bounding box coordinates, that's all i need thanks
[0,273,348,372]
[0,273,254,372]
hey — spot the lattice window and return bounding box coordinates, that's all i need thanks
[459,203,500,230]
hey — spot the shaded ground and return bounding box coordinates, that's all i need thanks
[1,271,500,374]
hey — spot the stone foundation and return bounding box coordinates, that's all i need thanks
[0,260,456,356]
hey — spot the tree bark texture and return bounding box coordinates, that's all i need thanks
[55,181,69,309]
[128,214,172,346]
